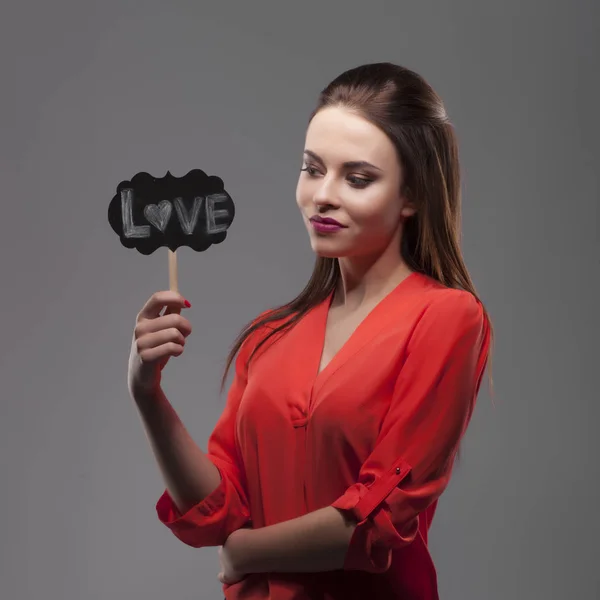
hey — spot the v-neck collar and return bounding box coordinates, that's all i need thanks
[307,271,423,394]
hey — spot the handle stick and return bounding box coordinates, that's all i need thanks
[168,249,179,293]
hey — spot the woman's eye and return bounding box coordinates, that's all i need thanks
[301,165,319,176]
[348,175,373,188]
[301,165,372,188]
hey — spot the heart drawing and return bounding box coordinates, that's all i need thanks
[144,200,172,232]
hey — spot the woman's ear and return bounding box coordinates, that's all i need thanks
[401,204,417,218]
[400,186,417,218]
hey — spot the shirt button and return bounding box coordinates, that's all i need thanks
[395,467,401,474]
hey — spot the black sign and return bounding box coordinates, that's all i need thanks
[108,170,235,255]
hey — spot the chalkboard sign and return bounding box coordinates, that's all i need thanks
[108,170,235,255]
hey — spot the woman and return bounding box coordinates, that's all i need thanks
[128,63,493,599]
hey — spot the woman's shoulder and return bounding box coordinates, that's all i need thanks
[248,307,291,333]
[238,307,293,356]
[412,273,485,328]
[415,272,481,304]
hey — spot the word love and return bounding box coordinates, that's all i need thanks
[120,189,231,239]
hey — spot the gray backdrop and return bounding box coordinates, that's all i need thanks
[1,1,598,599]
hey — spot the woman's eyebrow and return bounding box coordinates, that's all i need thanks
[303,149,383,172]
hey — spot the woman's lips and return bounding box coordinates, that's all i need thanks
[309,217,346,233]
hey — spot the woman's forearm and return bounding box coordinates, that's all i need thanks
[134,387,222,514]
[232,506,356,574]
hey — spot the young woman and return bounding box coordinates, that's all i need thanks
[128,63,492,600]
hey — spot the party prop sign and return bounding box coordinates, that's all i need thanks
[108,169,235,291]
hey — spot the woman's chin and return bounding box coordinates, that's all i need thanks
[310,240,348,259]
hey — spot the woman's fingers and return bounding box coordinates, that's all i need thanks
[135,312,192,338]
[137,291,191,321]
[136,327,186,352]
[138,341,185,364]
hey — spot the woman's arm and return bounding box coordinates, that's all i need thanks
[135,388,222,515]
[228,506,356,574]
[151,314,266,549]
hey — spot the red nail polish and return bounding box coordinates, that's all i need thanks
[184,299,191,308]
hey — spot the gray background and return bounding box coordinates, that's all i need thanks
[1,1,598,599]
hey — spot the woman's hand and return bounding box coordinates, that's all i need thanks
[127,291,192,402]
[217,528,253,586]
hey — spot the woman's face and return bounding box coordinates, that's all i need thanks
[296,106,415,260]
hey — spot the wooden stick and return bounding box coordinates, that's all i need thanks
[168,249,179,293]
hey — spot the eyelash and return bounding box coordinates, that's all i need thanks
[301,165,373,189]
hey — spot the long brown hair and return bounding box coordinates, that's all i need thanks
[221,62,493,391]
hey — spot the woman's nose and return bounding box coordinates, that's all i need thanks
[313,178,338,208]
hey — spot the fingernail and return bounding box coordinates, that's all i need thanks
[183,299,191,308]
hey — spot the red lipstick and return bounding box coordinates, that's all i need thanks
[309,215,346,233]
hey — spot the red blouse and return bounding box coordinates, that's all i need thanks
[156,272,491,599]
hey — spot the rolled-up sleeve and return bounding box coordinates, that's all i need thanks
[155,326,260,548]
[331,290,491,573]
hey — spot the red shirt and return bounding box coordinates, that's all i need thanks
[156,272,491,599]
